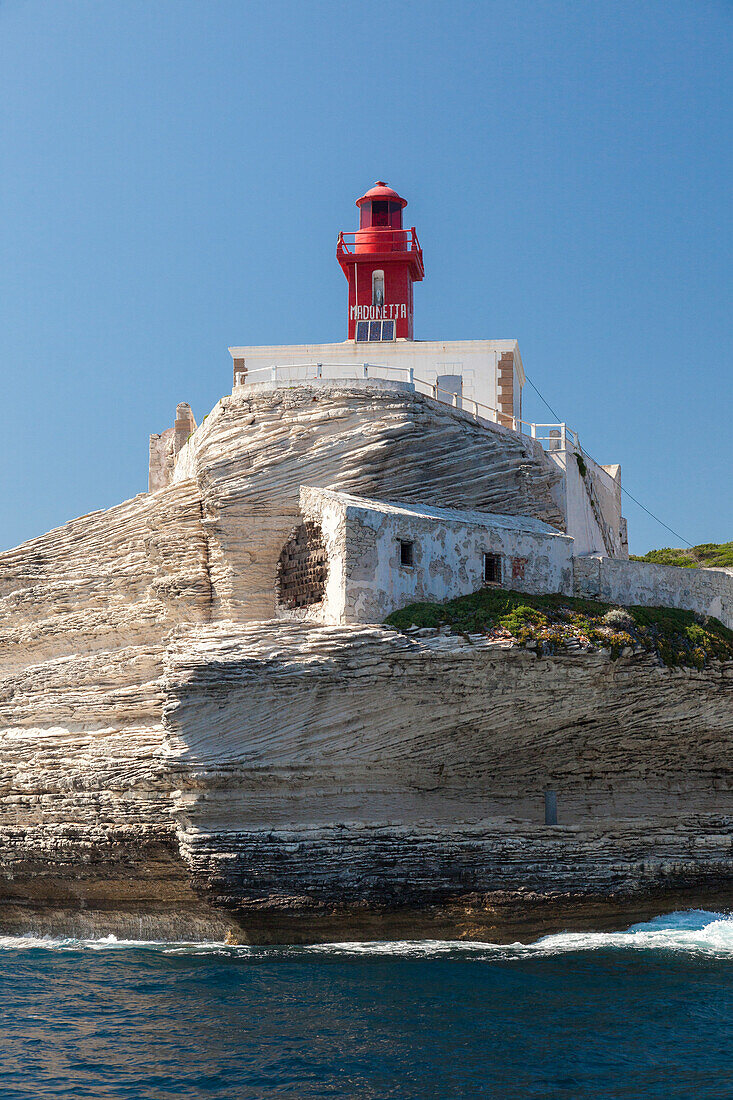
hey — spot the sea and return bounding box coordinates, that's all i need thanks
[0,910,731,1099]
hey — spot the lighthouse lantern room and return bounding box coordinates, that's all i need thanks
[337,181,424,342]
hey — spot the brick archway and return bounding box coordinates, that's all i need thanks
[276,522,328,610]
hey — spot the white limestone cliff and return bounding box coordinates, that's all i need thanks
[0,382,730,941]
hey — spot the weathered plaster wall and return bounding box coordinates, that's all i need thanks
[292,487,573,625]
[574,556,733,629]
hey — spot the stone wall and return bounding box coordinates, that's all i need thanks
[574,555,733,629]
[293,487,573,625]
[276,522,329,610]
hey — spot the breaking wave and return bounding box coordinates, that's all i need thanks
[1,909,732,960]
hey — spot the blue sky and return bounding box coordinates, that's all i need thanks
[1,0,730,553]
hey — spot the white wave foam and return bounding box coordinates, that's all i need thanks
[1,910,731,959]
[0,933,232,954]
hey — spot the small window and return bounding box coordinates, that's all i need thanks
[484,552,502,585]
[399,540,414,567]
[372,270,385,309]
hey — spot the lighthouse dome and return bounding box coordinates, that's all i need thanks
[356,181,408,209]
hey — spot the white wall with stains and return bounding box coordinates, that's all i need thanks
[294,487,574,625]
[574,556,733,629]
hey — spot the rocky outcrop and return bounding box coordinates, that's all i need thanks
[0,478,210,667]
[0,382,730,941]
[1,610,729,939]
[0,476,219,935]
[163,622,732,940]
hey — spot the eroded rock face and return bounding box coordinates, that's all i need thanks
[0,610,731,938]
[0,478,221,936]
[0,383,730,941]
[161,622,733,940]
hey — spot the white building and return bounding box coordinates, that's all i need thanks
[229,338,525,430]
[276,487,574,625]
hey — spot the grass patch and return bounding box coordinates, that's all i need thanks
[574,452,588,478]
[384,586,733,669]
[630,542,733,569]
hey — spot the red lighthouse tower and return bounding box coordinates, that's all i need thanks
[337,181,424,342]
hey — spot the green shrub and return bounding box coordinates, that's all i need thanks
[630,542,733,569]
[384,586,733,670]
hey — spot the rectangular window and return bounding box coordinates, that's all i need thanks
[399,540,414,567]
[484,552,502,585]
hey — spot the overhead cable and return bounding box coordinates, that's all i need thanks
[524,374,694,549]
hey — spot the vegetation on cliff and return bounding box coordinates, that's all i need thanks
[630,542,733,569]
[384,587,733,669]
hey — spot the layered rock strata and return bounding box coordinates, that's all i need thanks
[0,382,730,940]
[165,622,732,941]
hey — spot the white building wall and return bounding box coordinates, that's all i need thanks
[573,557,733,629]
[550,446,627,558]
[229,339,524,423]
[292,487,574,625]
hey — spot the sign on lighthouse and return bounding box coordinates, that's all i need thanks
[337,181,424,341]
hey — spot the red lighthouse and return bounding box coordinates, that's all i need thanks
[337,181,424,342]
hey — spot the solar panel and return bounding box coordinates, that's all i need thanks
[355,321,369,342]
[369,321,381,341]
[381,319,395,341]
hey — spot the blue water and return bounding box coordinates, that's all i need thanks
[0,911,731,1099]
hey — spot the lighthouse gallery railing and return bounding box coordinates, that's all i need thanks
[233,362,579,452]
[336,228,422,254]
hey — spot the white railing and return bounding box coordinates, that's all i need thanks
[235,362,415,385]
[233,362,578,453]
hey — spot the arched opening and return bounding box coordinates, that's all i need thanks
[276,522,328,610]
